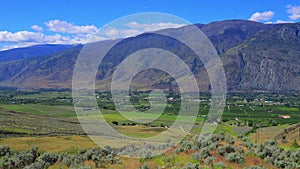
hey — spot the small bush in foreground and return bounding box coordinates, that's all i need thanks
[183,162,201,169]
[225,152,245,163]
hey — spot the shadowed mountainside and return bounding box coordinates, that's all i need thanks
[0,20,299,92]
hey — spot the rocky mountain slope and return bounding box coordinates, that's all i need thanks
[0,20,299,92]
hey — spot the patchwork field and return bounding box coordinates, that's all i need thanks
[0,90,299,169]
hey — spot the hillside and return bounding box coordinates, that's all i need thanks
[0,45,82,88]
[0,20,299,91]
[0,44,74,62]
[221,23,300,91]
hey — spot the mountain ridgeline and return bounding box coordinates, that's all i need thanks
[0,20,300,92]
[0,44,74,62]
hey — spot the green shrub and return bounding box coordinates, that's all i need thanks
[208,142,219,150]
[218,132,225,141]
[41,152,58,165]
[216,147,225,156]
[199,147,211,159]
[139,162,150,169]
[265,140,277,146]
[242,137,250,142]
[225,135,235,145]
[174,147,186,154]
[290,150,300,164]
[192,147,211,162]
[292,139,300,148]
[243,141,254,149]
[214,162,226,169]
[0,156,17,169]
[78,148,87,155]
[208,134,220,142]
[183,162,201,169]
[217,145,235,156]
[180,141,194,150]
[205,156,216,167]
[24,159,48,169]
[83,150,93,160]
[0,145,13,157]
[236,146,244,154]
[16,151,36,167]
[115,158,122,164]
[62,154,72,167]
[225,152,245,163]
[224,144,236,153]
[243,164,267,169]
[194,136,210,149]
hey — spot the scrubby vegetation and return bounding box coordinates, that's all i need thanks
[0,131,300,168]
[0,146,121,169]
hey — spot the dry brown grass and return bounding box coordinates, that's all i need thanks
[249,125,288,143]
[0,135,97,153]
[249,124,300,146]
[116,125,166,138]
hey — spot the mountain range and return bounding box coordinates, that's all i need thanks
[0,20,300,92]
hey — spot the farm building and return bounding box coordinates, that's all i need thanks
[279,115,291,119]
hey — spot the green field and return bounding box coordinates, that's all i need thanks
[0,104,76,117]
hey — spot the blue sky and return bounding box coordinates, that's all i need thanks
[0,0,300,50]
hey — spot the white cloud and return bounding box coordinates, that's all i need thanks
[45,20,99,34]
[275,20,293,24]
[31,25,43,32]
[287,5,300,20]
[0,20,187,50]
[101,22,186,38]
[0,31,69,43]
[103,28,120,37]
[0,30,106,51]
[119,29,141,37]
[102,27,141,38]
[69,34,106,44]
[126,22,186,32]
[249,11,275,22]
